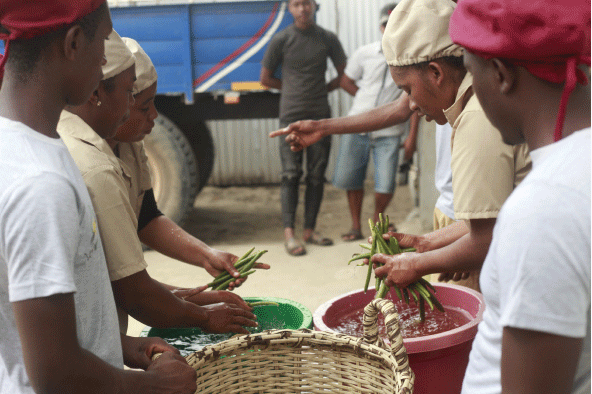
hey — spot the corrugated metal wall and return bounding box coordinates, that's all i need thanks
[208,0,398,185]
[206,118,282,184]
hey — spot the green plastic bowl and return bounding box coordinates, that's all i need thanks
[139,297,312,356]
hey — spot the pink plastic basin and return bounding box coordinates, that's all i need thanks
[313,283,484,394]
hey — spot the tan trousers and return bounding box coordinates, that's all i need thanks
[430,207,481,292]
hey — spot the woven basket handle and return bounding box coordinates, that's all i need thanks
[363,298,412,374]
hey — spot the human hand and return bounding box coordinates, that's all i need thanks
[122,336,180,371]
[170,285,208,301]
[146,352,197,394]
[203,249,270,291]
[438,271,471,282]
[202,302,258,334]
[369,231,429,253]
[372,252,423,289]
[184,290,252,312]
[268,120,324,152]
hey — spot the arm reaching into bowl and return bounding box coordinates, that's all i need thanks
[373,219,493,289]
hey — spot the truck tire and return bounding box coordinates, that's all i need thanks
[144,113,199,226]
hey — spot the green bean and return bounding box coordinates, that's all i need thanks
[418,277,436,293]
[236,247,256,265]
[413,283,435,310]
[364,261,373,294]
[359,243,372,250]
[389,237,401,254]
[214,270,256,290]
[431,294,446,312]
[401,247,417,253]
[207,275,231,288]
[364,219,378,293]
[239,250,267,272]
[393,285,403,301]
[409,287,419,304]
[374,231,392,255]
[347,252,371,265]
[403,288,410,304]
[375,281,390,299]
[419,297,425,322]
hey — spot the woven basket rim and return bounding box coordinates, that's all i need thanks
[186,328,398,368]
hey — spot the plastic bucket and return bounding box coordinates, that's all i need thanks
[140,296,313,356]
[313,283,485,394]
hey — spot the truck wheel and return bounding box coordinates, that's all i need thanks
[187,121,215,194]
[144,113,198,226]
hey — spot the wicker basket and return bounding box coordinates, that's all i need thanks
[159,298,414,393]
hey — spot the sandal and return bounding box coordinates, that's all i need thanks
[341,228,364,242]
[285,237,306,256]
[304,232,334,246]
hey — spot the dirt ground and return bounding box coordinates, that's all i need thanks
[184,180,416,246]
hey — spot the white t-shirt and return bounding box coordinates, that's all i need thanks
[344,41,409,138]
[0,117,123,393]
[434,123,455,219]
[462,128,591,394]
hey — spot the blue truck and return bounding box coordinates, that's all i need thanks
[0,1,292,224]
[105,0,292,224]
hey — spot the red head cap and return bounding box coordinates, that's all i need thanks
[0,0,107,80]
[450,0,591,141]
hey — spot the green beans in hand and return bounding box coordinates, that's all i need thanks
[350,214,443,322]
[207,249,267,290]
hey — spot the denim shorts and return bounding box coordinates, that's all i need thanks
[332,133,401,194]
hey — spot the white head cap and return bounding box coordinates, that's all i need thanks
[382,0,463,67]
[102,29,135,80]
[122,37,157,95]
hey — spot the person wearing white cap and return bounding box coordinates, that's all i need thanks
[373,0,531,292]
[106,37,269,325]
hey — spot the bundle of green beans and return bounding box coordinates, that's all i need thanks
[347,214,444,321]
[206,247,267,291]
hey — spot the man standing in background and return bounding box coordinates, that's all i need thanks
[335,2,419,241]
[260,0,347,256]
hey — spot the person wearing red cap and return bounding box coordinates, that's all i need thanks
[0,2,196,393]
[449,0,590,392]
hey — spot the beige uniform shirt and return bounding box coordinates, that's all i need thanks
[57,111,148,282]
[444,74,531,220]
[116,141,152,223]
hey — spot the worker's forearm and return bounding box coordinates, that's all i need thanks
[112,271,208,328]
[414,231,490,277]
[420,220,469,252]
[316,98,413,135]
[414,220,494,276]
[326,76,342,92]
[12,294,163,394]
[139,215,211,269]
[37,344,163,394]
